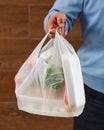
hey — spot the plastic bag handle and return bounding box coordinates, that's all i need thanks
[55,31,76,55]
[35,32,50,54]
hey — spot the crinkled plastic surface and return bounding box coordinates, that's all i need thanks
[15,31,85,117]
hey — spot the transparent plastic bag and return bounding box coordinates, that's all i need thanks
[15,31,85,117]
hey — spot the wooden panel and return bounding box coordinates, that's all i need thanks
[0,102,73,130]
[0,72,16,101]
[68,19,82,39]
[0,39,39,55]
[0,39,40,71]
[69,39,82,51]
[29,5,51,38]
[0,5,28,37]
[0,0,55,5]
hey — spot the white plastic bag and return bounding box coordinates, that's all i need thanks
[15,31,85,117]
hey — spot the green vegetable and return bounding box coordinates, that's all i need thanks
[45,65,64,89]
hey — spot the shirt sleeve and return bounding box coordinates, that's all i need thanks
[44,0,83,33]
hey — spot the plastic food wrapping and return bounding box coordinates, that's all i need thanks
[15,31,85,117]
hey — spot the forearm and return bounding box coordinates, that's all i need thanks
[44,0,83,33]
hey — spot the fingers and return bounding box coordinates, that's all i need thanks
[57,13,66,36]
[46,15,57,32]
[46,12,67,38]
[57,27,67,37]
[49,28,67,38]
[49,28,56,38]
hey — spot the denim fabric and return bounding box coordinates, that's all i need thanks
[74,84,104,130]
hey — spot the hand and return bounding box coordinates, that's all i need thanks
[46,12,67,38]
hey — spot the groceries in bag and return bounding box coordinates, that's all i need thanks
[15,31,85,117]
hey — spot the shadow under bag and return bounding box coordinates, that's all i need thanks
[15,31,85,117]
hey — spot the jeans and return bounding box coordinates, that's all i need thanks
[74,84,104,130]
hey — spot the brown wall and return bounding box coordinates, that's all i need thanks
[0,0,82,130]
